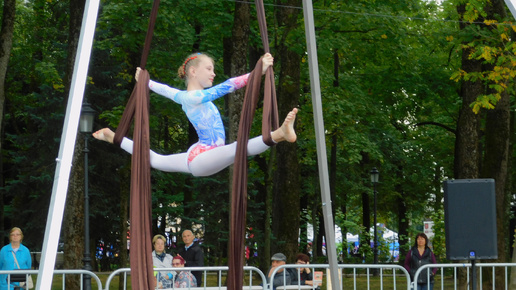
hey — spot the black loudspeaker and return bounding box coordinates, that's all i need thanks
[443,179,497,260]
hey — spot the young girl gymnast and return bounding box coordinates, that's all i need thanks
[93,52,297,177]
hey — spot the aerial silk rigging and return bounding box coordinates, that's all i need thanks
[227,0,278,288]
[112,0,278,288]
[111,0,159,287]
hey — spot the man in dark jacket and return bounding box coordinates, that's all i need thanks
[177,230,204,286]
[267,253,291,289]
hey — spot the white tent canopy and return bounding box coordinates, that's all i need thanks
[306,223,397,244]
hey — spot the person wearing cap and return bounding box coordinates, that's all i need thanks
[152,234,174,285]
[268,253,291,289]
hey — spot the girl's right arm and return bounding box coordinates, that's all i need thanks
[148,80,181,103]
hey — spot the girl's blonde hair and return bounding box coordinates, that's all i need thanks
[177,53,213,82]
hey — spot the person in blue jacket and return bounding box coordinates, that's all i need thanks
[0,227,32,289]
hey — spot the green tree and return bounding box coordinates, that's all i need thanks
[0,0,16,242]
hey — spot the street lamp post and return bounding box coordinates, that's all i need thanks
[370,167,379,272]
[80,102,95,290]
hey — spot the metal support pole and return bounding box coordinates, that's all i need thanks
[302,0,340,288]
[37,0,100,288]
[83,135,92,290]
[472,259,477,290]
[504,0,516,19]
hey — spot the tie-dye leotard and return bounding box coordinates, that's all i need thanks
[119,74,272,177]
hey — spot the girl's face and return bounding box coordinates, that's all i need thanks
[191,56,215,88]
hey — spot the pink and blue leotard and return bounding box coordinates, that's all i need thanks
[119,73,272,176]
[149,74,249,148]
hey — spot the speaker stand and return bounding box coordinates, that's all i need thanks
[471,259,477,290]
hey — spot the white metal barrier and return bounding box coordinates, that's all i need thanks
[413,262,516,290]
[269,264,411,290]
[5,262,512,289]
[104,266,268,290]
[0,269,103,290]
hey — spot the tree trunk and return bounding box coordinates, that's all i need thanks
[455,1,510,288]
[481,90,510,285]
[330,50,344,258]
[397,195,408,264]
[509,109,516,289]
[455,3,483,288]
[0,0,16,241]
[483,3,510,288]
[252,151,276,273]
[454,0,483,180]
[224,0,250,190]
[396,165,409,264]
[63,135,85,289]
[299,190,309,254]
[454,60,482,180]
[270,0,302,263]
[222,0,250,277]
[360,191,371,261]
[62,0,86,287]
[271,65,301,261]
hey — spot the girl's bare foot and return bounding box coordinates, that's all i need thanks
[92,128,115,144]
[272,108,298,143]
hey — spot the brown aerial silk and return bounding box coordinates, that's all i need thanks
[112,0,276,287]
[227,0,279,289]
[113,0,160,289]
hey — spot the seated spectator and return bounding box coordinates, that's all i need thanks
[152,234,174,285]
[288,253,314,286]
[268,253,291,289]
[156,255,197,289]
[172,255,197,288]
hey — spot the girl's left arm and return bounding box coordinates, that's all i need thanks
[194,73,250,104]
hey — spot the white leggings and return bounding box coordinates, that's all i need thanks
[120,136,271,177]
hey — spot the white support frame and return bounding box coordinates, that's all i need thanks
[301,0,340,288]
[38,0,344,289]
[37,0,101,288]
[505,0,516,19]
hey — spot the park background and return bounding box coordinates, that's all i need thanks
[1,0,516,287]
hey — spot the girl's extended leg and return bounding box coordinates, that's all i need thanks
[119,138,190,173]
[188,136,270,177]
[188,108,298,177]
[93,128,190,173]
[93,108,298,176]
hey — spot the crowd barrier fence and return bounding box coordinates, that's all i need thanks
[4,262,516,289]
